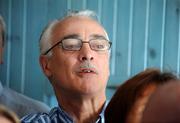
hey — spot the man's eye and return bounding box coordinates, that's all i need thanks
[65,44,77,48]
[96,45,105,49]
[64,44,81,50]
[92,44,105,49]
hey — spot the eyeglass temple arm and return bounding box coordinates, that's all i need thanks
[43,41,62,55]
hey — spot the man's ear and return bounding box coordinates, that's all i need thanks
[39,55,52,77]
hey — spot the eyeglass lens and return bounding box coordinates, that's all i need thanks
[61,38,111,51]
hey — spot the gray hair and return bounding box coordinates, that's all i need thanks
[0,15,6,46]
[39,10,109,56]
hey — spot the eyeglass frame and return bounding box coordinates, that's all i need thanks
[43,37,112,55]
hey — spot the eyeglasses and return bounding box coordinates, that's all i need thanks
[43,38,112,55]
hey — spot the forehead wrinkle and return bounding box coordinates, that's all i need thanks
[62,34,80,40]
[89,34,108,40]
[82,26,107,41]
[60,33,108,42]
[52,16,108,42]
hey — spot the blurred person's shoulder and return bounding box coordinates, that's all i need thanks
[0,82,50,118]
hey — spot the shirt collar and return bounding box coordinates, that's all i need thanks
[57,100,109,123]
[96,100,109,123]
[57,104,73,122]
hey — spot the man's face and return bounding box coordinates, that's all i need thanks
[41,16,110,97]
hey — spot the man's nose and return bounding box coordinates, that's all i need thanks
[78,43,94,61]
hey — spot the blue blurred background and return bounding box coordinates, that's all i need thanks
[0,0,180,107]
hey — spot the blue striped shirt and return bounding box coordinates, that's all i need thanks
[21,102,108,123]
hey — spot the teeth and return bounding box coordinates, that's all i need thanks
[82,69,92,73]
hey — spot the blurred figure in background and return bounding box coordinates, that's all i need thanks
[0,15,5,64]
[0,15,50,118]
[0,105,19,123]
[142,81,180,123]
[105,68,178,123]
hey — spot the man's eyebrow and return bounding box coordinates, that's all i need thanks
[90,34,108,40]
[61,34,108,40]
[62,34,80,40]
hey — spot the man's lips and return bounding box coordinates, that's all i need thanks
[77,68,98,74]
[76,60,98,74]
[78,68,97,74]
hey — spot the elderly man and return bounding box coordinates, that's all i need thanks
[0,15,50,118]
[22,10,111,123]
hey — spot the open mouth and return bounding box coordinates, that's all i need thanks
[78,68,98,74]
[77,61,98,74]
[81,69,94,73]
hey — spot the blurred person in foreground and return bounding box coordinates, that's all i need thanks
[142,81,180,123]
[0,15,50,118]
[0,105,20,123]
[105,68,178,123]
[21,9,112,123]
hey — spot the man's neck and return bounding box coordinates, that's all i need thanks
[57,93,106,123]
